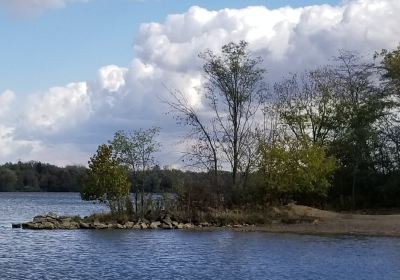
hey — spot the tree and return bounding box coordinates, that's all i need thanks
[81,144,131,215]
[375,44,400,171]
[109,127,160,213]
[376,44,400,93]
[201,41,266,187]
[258,137,336,205]
[274,67,340,145]
[0,167,17,191]
[165,89,219,194]
[330,50,387,208]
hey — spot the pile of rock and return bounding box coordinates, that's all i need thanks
[12,212,194,231]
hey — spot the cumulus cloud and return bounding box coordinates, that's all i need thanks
[97,65,128,93]
[25,82,92,132]
[2,0,400,166]
[0,125,41,159]
[0,90,15,119]
[0,0,88,17]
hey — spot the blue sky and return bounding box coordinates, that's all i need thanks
[1,0,398,166]
[0,0,340,95]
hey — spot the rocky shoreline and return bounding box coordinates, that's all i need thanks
[11,212,250,231]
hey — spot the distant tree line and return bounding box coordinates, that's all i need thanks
[0,160,205,194]
[0,162,86,192]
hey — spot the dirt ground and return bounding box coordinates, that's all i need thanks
[242,204,400,237]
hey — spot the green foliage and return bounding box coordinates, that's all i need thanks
[108,127,160,214]
[81,144,131,215]
[376,44,400,90]
[109,127,160,172]
[258,138,337,201]
[275,68,340,144]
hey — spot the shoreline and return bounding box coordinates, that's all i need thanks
[12,215,400,238]
[12,204,400,238]
[201,224,400,238]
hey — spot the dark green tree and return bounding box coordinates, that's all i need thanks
[0,167,17,191]
[331,50,387,208]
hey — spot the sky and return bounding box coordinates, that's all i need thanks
[0,0,399,167]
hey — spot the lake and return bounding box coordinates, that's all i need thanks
[1,193,400,280]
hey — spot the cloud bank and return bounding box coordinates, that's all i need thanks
[1,0,400,166]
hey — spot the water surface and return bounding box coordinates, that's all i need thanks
[1,193,400,279]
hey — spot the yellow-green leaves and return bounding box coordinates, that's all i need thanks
[259,138,336,198]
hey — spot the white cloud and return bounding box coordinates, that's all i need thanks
[0,125,41,159]
[97,65,128,93]
[25,82,92,132]
[0,90,15,119]
[2,0,400,166]
[0,0,88,17]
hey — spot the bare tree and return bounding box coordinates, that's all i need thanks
[201,41,266,187]
[164,89,219,188]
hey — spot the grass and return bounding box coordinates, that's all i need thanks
[172,209,271,225]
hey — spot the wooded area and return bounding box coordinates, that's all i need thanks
[2,42,400,214]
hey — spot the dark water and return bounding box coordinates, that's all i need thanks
[1,193,400,280]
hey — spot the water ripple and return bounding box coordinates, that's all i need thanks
[1,193,400,279]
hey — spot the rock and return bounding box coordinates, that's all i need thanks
[233,224,242,228]
[140,222,148,229]
[58,217,72,223]
[150,221,161,229]
[22,222,39,230]
[115,224,125,229]
[161,222,172,229]
[93,222,108,230]
[312,219,320,225]
[125,222,135,229]
[46,212,58,219]
[199,222,210,227]
[161,214,172,225]
[132,224,141,229]
[177,223,184,229]
[79,222,91,229]
[42,222,55,229]
[171,221,179,228]
[12,223,22,228]
[183,223,193,229]
[62,221,80,229]
[33,215,46,223]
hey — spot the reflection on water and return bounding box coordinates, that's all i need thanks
[1,193,400,280]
